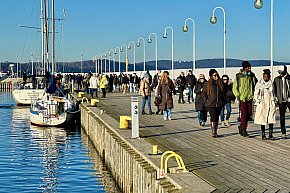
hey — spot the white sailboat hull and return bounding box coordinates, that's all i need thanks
[12,89,45,105]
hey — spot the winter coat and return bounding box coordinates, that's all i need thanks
[89,76,99,89]
[254,79,276,125]
[176,75,186,88]
[100,76,107,89]
[232,70,258,102]
[224,83,235,103]
[194,80,207,111]
[186,74,196,88]
[202,81,225,108]
[273,74,290,104]
[140,79,151,97]
[157,79,176,110]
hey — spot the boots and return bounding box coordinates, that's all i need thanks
[269,124,274,140]
[142,111,146,115]
[241,129,249,137]
[211,122,218,138]
[261,125,266,140]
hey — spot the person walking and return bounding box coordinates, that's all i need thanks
[154,74,163,115]
[157,71,176,120]
[89,74,99,98]
[254,69,276,140]
[176,72,186,104]
[140,73,153,115]
[202,69,225,138]
[233,61,258,137]
[121,74,129,94]
[273,65,290,139]
[186,70,196,103]
[194,74,208,126]
[220,75,235,127]
[99,74,107,98]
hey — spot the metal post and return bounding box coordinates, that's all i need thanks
[131,96,139,138]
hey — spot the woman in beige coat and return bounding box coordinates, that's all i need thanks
[254,69,276,140]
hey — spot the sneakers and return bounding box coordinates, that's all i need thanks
[221,121,225,128]
[224,120,231,127]
[163,117,167,121]
[201,122,205,127]
[168,117,172,120]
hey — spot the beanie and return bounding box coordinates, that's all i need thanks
[209,69,218,77]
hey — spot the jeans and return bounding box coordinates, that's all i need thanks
[163,109,172,119]
[141,96,152,113]
[220,102,232,121]
[188,86,194,102]
[198,110,208,123]
[90,88,98,98]
[278,102,290,134]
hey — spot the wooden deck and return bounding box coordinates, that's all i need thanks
[91,92,290,192]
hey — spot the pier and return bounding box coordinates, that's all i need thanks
[71,91,290,192]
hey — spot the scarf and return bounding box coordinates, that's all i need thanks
[255,78,273,101]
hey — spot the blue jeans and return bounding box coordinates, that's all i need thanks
[188,86,193,102]
[90,88,98,98]
[163,109,172,119]
[141,96,152,112]
[220,102,232,121]
[198,110,207,123]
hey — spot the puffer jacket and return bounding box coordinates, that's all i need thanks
[202,81,225,108]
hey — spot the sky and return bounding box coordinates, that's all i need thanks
[1,0,290,64]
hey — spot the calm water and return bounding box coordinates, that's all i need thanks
[0,92,120,193]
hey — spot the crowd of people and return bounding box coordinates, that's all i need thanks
[55,60,290,140]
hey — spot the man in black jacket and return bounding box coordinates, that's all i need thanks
[176,72,186,104]
[186,70,196,103]
[273,65,290,139]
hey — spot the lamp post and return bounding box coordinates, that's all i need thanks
[163,26,174,80]
[128,41,136,72]
[120,44,128,72]
[80,51,83,74]
[137,37,146,72]
[94,56,97,74]
[148,33,158,72]
[101,53,106,73]
[110,49,115,73]
[210,6,226,75]
[106,51,111,74]
[115,47,121,73]
[254,0,273,72]
[31,52,34,75]
[183,18,196,74]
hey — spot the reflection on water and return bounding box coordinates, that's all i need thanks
[0,92,120,193]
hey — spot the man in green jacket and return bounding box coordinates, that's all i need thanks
[233,61,258,137]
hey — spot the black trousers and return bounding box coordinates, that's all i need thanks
[178,86,185,103]
[208,107,222,122]
[101,88,106,98]
[278,102,290,134]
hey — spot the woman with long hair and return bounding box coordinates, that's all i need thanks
[194,74,208,126]
[157,71,176,120]
[202,69,225,138]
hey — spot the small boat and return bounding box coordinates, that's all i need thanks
[12,85,45,105]
[30,94,80,127]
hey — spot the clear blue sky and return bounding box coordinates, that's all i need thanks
[1,0,290,63]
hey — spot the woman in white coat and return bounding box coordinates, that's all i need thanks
[254,69,276,140]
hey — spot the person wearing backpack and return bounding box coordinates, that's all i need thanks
[233,61,258,137]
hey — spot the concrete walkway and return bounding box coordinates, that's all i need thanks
[94,92,290,192]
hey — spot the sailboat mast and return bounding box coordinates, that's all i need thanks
[41,0,44,75]
[51,0,55,74]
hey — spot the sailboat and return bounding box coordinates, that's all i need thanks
[30,0,79,127]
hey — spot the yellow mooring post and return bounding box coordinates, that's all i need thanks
[90,99,99,107]
[119,116,132,129]
[78,92,84,98]
[152,145,158,155]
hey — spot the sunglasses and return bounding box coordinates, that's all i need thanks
[212,74,218,77]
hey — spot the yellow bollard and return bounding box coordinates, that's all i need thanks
[90,99,99,107]
[78,92,84,98]
[119,116,132,129]
[152,145,158,155]
[81,97,89,104]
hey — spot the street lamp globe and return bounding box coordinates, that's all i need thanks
[182,25,188,32]
[120,48,124,52]
[163,33,167,39]
[210,16,217,24]
[136,42,140,47]
[127,45,131,50]
[254,0,263,9]
[147,38,152,43]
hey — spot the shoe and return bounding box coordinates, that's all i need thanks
[161,111,163,115]
[261,130,266,140]
[201,122,205,127]
[199,122,202,126]
[182,101,185,104]
[163,117,167,121]
[282,134,287,139]
[211,122,218,138]
[269,129,274,140]
[225,120,231,127]
[242,129,249,137]
[142,111,146,115]
[221,121,225,128]
[168,117,172,120]
[148,111,153,115]
[155,110,160,115]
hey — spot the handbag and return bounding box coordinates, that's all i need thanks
[154,96,162,105]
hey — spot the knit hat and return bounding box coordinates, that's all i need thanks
[242,61,251,69]
[263,69,271,75]
[209,69,218,77]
